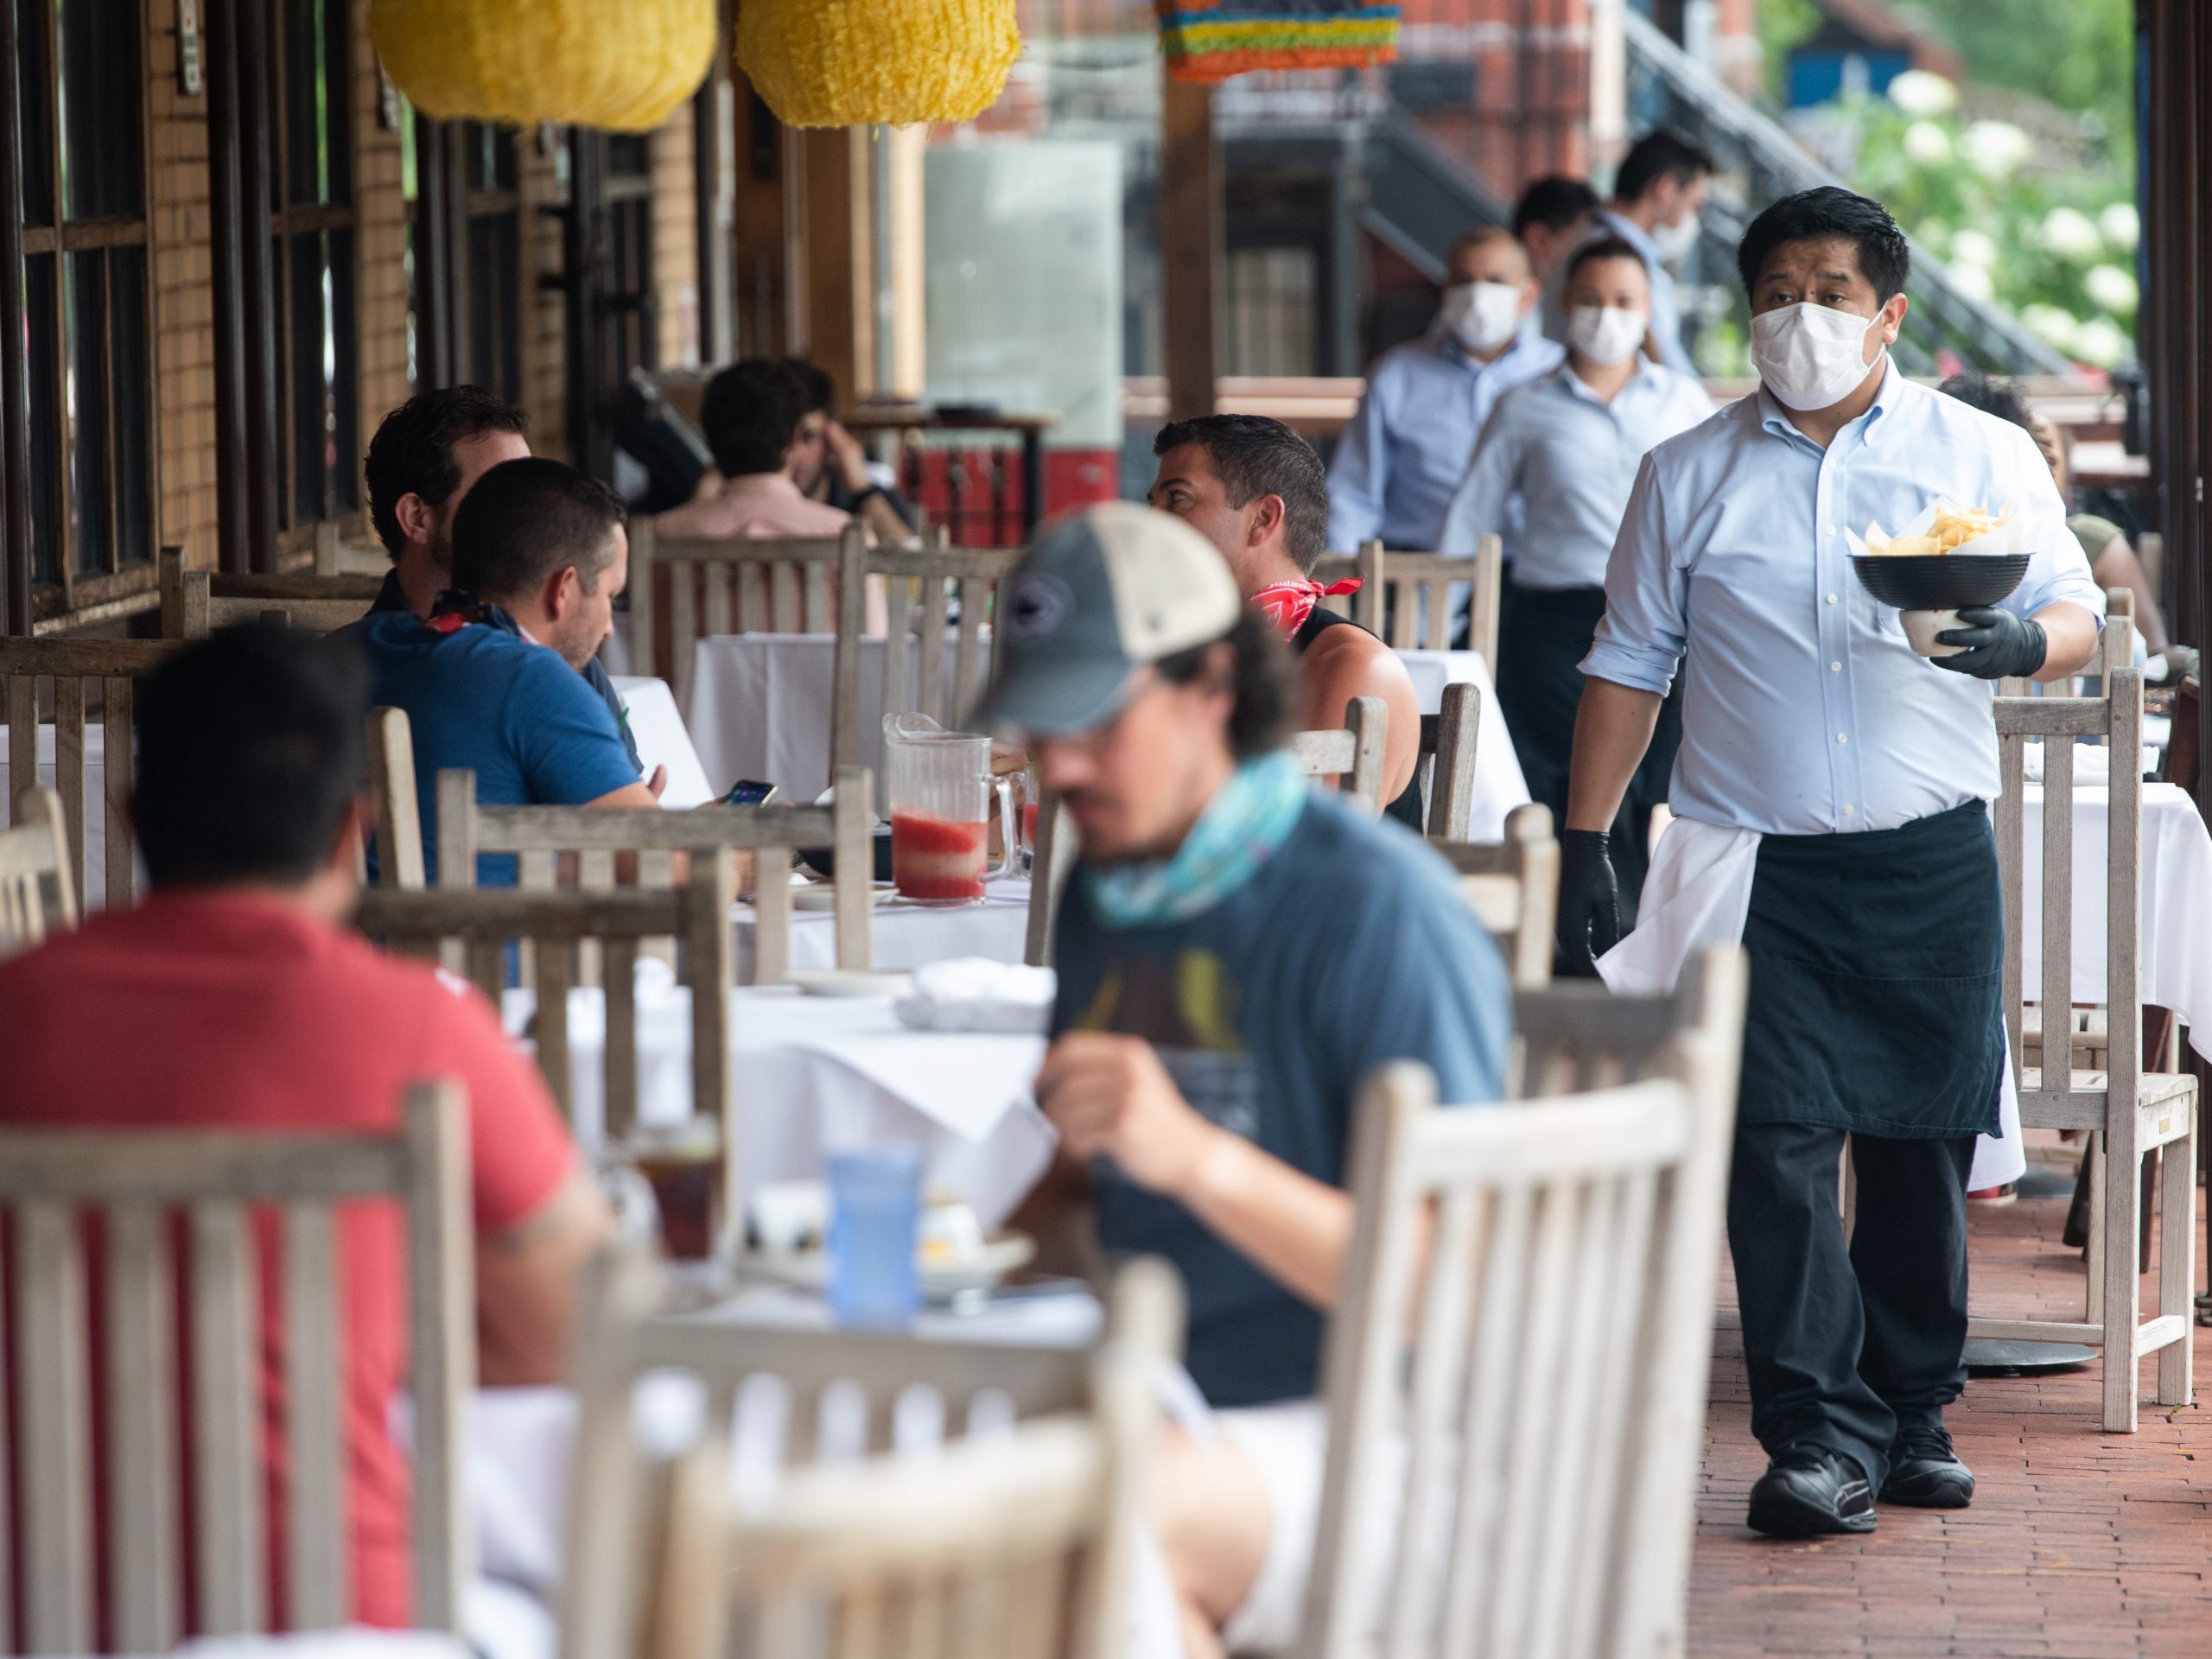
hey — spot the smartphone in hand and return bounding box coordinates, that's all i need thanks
[721,779,781,807]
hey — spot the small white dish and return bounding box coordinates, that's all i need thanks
[790,884,891,912]
[1902,607,1966,658]
[785,969,912,998]
[748,1232,1038,1301]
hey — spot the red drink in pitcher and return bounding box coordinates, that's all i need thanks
[891,810,988,902]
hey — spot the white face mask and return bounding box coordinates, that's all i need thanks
[1650,214,1700,266]
[1440,280,1523,354]
[1751,302,1881,411]
[1566,305,1648,367]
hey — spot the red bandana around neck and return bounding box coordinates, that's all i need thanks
[1251,577,1363,639]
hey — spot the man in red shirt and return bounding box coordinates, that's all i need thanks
[0,626,610,1629]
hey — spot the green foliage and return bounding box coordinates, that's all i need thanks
[1904,0,2135,175]
[1755,0,1821,104]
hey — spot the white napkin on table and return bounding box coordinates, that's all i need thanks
[894,957,1058,1033]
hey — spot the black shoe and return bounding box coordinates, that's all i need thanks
[1746,1445,1877,1538]
[1879,1426,1974,1508]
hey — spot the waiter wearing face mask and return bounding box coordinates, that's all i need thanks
[1439,237,1713,910]
[1326,226,1563,554]
[1560,188,2103,1540]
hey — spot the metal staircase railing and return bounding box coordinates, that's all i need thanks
[1621,9,2071,375]
[1358,107,1513,283]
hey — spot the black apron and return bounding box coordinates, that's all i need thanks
[1738,798,2004,1139]
[1493,580,1679,912]
[1292,607,1425,830]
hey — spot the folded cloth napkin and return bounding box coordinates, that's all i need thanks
[2022,740,2133,785]
[894,957,1058,1033]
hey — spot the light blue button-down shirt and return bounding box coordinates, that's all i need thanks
[1541,207,1695,375]
[1582,361,2104,836]
[1438,359,1716,589]
[1326,324,1564,551]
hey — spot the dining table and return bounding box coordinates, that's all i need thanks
[736,874,1034,977]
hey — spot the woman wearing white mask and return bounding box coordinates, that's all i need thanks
[1560,188,2104,1542]
[1439,237,1714,912]
[1325,227,1562,554]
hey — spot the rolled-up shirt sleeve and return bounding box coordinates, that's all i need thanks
[1437,397,1523,556]
[1993,426,2106,622]
[1580,454,1687,695]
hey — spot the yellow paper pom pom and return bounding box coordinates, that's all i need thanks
[372,0,718,133]
[737,0,1022,129]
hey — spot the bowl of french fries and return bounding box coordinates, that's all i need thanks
[1846,501,2033,656]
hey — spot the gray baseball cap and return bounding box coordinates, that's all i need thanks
[972,502,1244,736]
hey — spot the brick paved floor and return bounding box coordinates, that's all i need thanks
[1689,1166,2211,1656]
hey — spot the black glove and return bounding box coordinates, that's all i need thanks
[1555,829,1622,979]
[1932,606,2047,680]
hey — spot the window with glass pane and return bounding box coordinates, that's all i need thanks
[267,0,359,531]
[9,0,156,611]
[462,123,524,404]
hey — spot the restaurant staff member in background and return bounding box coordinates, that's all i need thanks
[1541,128,1715,374]
[1512,174,1601,286]
[1559,187,2102,1540]
[1440,236,1714,912]
[1152,415,1426,828]
[1325,227,1563,555]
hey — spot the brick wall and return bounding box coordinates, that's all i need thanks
[652,111,702,371]
[147,0,217,573]
[521,133,569,460]
[352,0,410,511]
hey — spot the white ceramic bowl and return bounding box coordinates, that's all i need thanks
[1901,608,1966,658]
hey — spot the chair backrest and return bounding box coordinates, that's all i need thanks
[354,873,735,1158]
[559,1253,1184,1659]
[1417,680,1483,840]
[365,707,426,890]
[159,548,378,638]
[432,764,875,988]
[1509,943,1745,1099]
[1994,666,2143,1136]
[1310,539,1385,636]
[830,528,1020,772]
[1025,787,1078,969]
[0,1084,474,1648]
[1288,695,1389,814]
[629,519,849,709]
[2101,585,2135,677]
[1,638,183,910]
[1346,535,1504,662]
[1427,802,1558,989]
[1302,946,1745,1659]
[0,785,79,955]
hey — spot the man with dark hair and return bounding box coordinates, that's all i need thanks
[1560,185,2102,1539]
[1326,226,1561,554]
[1148,414,1424,829]
[353,385,643,776]
[653,357,858,543]
[1512,173,1601,283]
[977,504,1509,1659]
[1442,236,1713,915]
[358,456,660,885]
[782,355,917,543]
[0,626,610,1624]
[1541,127,1717,372]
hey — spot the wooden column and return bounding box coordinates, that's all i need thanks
[792,126,875,404]
[204,0,251,575]
[730,73,793,358]
[1160,72,1219,422]
[0,0,30,632]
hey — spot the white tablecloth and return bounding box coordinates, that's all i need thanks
[499,982,1053,1230]
[609,675,715,807]
[737,876,1033,976]
[0,723,121,908]
[1396,649,1532,840]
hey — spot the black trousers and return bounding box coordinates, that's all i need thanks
[1493,581,1680,915]
[1726,1122,1976,1490]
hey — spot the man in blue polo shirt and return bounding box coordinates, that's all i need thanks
[356,457,656,886]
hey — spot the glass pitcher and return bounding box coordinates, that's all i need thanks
[882,714,1016,906]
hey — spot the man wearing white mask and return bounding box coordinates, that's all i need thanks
[1440,237,1713,912]
[1559,188,2102,1540]
[1325,227,1561,553]
[1541,128,1714,374]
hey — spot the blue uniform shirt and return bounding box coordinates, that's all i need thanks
[1439,359,1716,589]
[1582,361,2105,836]
[1325,325,1564,553]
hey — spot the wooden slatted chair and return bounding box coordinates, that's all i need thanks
[431,763,874,989]
[365,706,427,891]
[1300,945,1746,1659]
[0,785,79,955]
[355,874,735,1160]
[830,529,1020,776]
[1,638,183,910]
[1417,680,1483,840]
[1289,695,1389,815]
[1309,540,1385,636]
[1428,802,1559,990]
[1339,535,1504,666]
[1025,788,1077,969]
[1974,664,2196,1431]
[559,1252,1182,1659]
[1507,943,1746,1101]
[159,547,380,638]
[628,520,851,710]
[0,1083,473,1647]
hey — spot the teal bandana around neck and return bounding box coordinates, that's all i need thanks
[1083,750,1309,929]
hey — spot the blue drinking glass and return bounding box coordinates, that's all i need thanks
[826,1145,924,1328]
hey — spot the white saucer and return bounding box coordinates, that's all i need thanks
[785,969,912,998]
